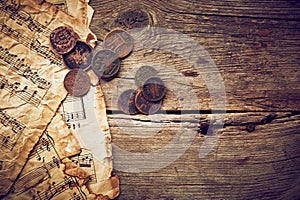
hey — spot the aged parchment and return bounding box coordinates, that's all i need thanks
[3,113,82,199]
[0,0,96,195]
[60,85,120,199]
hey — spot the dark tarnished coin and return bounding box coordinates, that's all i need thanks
[62,41,93,70]
[92,49,121,80]
[118,89,139,115]
[104,28,133,58]
[116,9,150,29]
[135,65,158,87]
[64,69,91,97]
[142,77,166,102]
[50,26,77,54]
[135,89,161,115]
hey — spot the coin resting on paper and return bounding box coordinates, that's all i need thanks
[50,27,134,97]
[50,26,78,55]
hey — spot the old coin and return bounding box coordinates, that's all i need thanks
[103,28,133,58]
[135,89,161,115]
[92,49,121,80]
[64,69,91,97]
[142,77,166,102]
[118,89,139,115]
[62,41,93,70]
[50,26,77,54]
[116,9,150,29]
[135,65,158,87]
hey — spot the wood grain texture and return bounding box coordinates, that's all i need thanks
[90,0,300,111]
[88,0,300,199]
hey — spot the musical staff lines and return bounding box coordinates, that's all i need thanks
[32,177,86,200]
[0,2,51,35]
[0,109,26,134]
[0,46,52,90]
[0,109,25,150]
[13,157,61,195]
[71,153,97,184]
[62,111,86,122]
[0,24,63,66]
[60,95,86,129]
[0,76,42,107]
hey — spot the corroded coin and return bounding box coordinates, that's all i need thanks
[116,9,150,29]
[92,49,121,80]
[135,65,158,87]
[135,89,161,115]
[104,28,133,58]
[50,26,77,54]
[118,89,139,115]
[142,77,166,102]
[64,69,90,97]
[62,41,93,70]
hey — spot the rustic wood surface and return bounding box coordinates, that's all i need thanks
[89,0,300,199]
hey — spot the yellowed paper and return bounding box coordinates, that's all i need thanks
[0,0,96,195]
[3,113,82,199]
[59,85,119,199]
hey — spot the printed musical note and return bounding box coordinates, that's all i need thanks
[12,159,61,195]
[0,2,49,35]
[70,153,97,184]
[0,24,63,66]
[60,96,86,129]
[32,177,85,200]
[0,77,43,107]
[0,46,52,91]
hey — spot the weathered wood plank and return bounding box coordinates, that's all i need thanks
[107,112,300,199]
[89,1,300,199]
[90,0,300,111]
[90,0,300,21]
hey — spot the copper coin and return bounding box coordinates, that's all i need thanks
[64,69,91,97]
[104,28,133,58]
[92,49,121,80]
[118,89,139,115]
[62,41,93,70]
[142,77,166,102]
[135,65,158,87]
[50,26,77,54]
[135,89,161,115]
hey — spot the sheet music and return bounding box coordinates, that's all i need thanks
[4,113,83,199]
[0,0,96,195]
[60,86,119,199]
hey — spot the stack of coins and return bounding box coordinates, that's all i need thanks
[118,66,167,115]
[91,28,133,80]
[50,26,93,97]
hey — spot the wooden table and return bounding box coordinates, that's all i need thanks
[89,0,300,199]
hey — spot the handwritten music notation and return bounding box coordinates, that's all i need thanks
[0,46,52,90]
[71,153,97,184]
[0,24,63,66]
[31,176,86,200]
[0,76,43,107]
